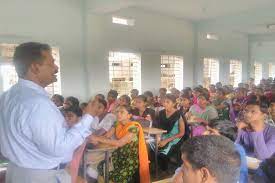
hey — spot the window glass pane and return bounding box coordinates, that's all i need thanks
[160,55,184,90]
[203,58,219,88]
[269,63,275,78]
[109,52,141,96]
[254,63,262,85]
[230,60,242,87]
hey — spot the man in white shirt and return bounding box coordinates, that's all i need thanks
[0,42,100,183]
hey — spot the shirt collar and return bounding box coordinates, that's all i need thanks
[18,78,49,97]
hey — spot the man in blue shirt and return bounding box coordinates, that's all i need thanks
[0,42,100,183]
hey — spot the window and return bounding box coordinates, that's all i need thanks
[203,58,219,88]
[254,63,262,85]
[0,44,17,61]
[0,43,61,95]
[229,60,242,87]
[112,17,135,26]
[161,55,184,90]
[109,51,141,95]
[0,65,18,91]
[269,63,275,78]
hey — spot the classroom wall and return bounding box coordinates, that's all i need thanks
[250,34,275,79]
[0,0,88,100]
[195,31,250,85]
[86,8,195,96]
[1,1,273,100]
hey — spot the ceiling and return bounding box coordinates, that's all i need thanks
[87,0,275,35]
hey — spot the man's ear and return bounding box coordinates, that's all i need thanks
[200,167,211,183]
[29,63,40,75]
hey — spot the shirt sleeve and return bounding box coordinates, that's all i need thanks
[207,106,219,120]
[250,131,275,160]
[26,98,94,158]
[101,113,116,131]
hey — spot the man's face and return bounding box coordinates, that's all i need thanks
[35,50,58,87]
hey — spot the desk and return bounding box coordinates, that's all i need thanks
[143,127,167,178]
[83,144,117,183]
[246,156,261,170]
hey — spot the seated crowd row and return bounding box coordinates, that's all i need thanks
[50,77,275,183]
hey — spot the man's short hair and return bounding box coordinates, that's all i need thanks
[181,135,241,183]
[13,42,51,78]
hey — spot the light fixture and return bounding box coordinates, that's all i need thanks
[206,33,219,40]
[112,17,135,26]
[267,24,275,30]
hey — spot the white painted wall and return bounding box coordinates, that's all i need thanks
[250,34,275,79]
[196,31,250,85]
[2,1,273,101]
[0,0,88,100]
[86,8,195,96]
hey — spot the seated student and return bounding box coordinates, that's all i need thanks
[143,90,155,110]
[63,96,80,109]
[80,102,88,113]
[64,106,83,128]
[212,88,230,120]
[60,96,80,116]
[232,87,247,118]
[209,84,216,101]
[186,93,218,136]
[203,120,248,183]
[118,94,131,107]
[152,94,185,171]
[236,99,275,160]
[86,99,116,181]
[158,88,167,105]
[89,105,150,183]
[51,94,64,107]
[251,153,275,183]
[130,89,139,107]
[265,83,275,103]
[178,94,192,116]
[131,95,155,127]
[269,100,275,125]
[173,135,241,183]
[90,99,116,136]
[106,90,118,113]
[94,93,105,101]
[130,89,139,101]
[170,88,181,99]
[191,87,203,104]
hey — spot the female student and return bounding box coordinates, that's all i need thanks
[153,94,185,171]
[178,94,192,116]
[212,88,230,120]
[186,92,218,136]
[89,105,150,183]
[131,95,155,127]
[236,99,275,160]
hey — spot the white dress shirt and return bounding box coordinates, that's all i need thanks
[0,79,94,169]
[90,113,116,133]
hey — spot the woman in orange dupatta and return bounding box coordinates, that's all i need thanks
[89,105,150,183]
